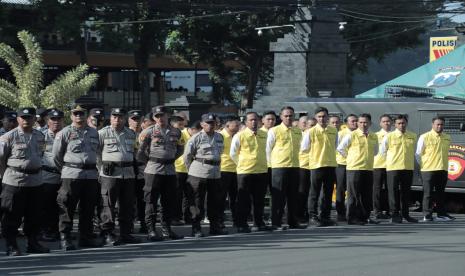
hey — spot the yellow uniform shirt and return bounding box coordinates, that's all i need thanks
[268,123,301,168]
[260,126,271,168]
[220,129,237,173]
[336,128,351,165]
[339,129,378,171]
[417,130,450,171]
[175,128,191,173]
[384,129,417,171]
[307,124,338,169]
[299,129,310,170]
[373,129,388,169]
[233,128,268,174]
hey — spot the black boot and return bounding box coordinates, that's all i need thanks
[161,225,184,240]
[78,234,102,248]
[147,224,163,242]
[120,234,141,244]
[26,236,50,254]
[139,221,148,234]
[102,231,119,246]
[5,236,22,256]
[60,233,76,251]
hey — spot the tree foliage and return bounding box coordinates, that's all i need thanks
[0,30,98,111]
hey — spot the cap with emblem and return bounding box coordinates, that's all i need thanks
[17,107,36,118]
[48,109,64,119]
[35,108,48,118]
[89,108,104,117]
[111,108,126,116]
[70,104,86,113]
[3,111,17,120]
[201,113,217,123]
[152,105,170,116]
[128,110,142,119]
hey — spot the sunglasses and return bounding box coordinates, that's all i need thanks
[72,111,85,117]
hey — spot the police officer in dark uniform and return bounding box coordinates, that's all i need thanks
[97,108,141,245]
[128,109,147,233]
[0,107,49,256]
[87,108,105,130]
[0,111,18,136]
[53,105,101,251]
[136,105,184,241]
[184,113,226,237]
[40,109,64,241]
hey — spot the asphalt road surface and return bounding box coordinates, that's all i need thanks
[1,212,464,276]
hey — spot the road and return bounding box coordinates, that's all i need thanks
[0,212,464,276]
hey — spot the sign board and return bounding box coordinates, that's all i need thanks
[430,36,457,62]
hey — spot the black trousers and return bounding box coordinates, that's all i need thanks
[220,171,238,224]
[386,170,413,216]
[422,170,448,216]
[41,183,60,234]
[335,165,347,215]
[297,168,310,221]
[100,177,135,235]
[1,184,42,238]
[173,172,188,221]
[271,168,299,227]
[134,178,145,224]
[144,174,176,227]
[185,176,222,231]
[373,168,389,215]
[58,178,99,237]
[346,170,373,221]
[236,173,267,227]
[309,167,336,220]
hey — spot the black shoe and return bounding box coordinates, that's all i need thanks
[120,234,141,244]
[161,226,184,240]
[192,230,204,238]
[271,225,288,231]
[78,237,102,248]
[391,215,403,224]
[422,214,434,222]
[367,218,380,224]
[147,230,163,242]
[60,234,76,251]
[375,213,391,219]
[171,219,185,226]
[6,246,22,256]
[209,228,228,236]
[237,226,252,233]
[139,222,148,234]
[251,225,273,232]
[27,240,50,254]
[103,233,119,246]
[309,217,321,226]
[289,223,307,229]
[318,219,336,227]
[347,219,366,225]
[403,215,418,223]
[337,214,347,222]
[40,231,60,242]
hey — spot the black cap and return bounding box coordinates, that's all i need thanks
[70,104,86,113]
[3,111,17,120]
[48,109,64,119]
[152,105,169,116]
[17,107,36,118]
[201,113,217,123]
[35,108,48,118]
[111,108,126,116]
[89,108,104,117]
[128,110,143,119]
[144,113,153,121]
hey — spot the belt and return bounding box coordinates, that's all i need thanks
[42,166,60,174]
[149,158,175,164]
[64,162,97,170]
[9,166,40,174]
[194,158,221,166]
[102,161,134,167]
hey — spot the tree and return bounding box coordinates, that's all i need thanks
[0,30,98,112]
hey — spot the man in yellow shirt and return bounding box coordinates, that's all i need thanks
[329,115,341,131]
[261,110,277,222]
[266,106,305,230]
[297,115,311,223]
[219,116,240,227]
[174,119,201,224]
[300,107,338,227]
[380,114,418,223]
[230,112,271,232]
[337,114,378,225]
[335,114,358,221]
[416,117,455,222]
[373,114,392,219]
